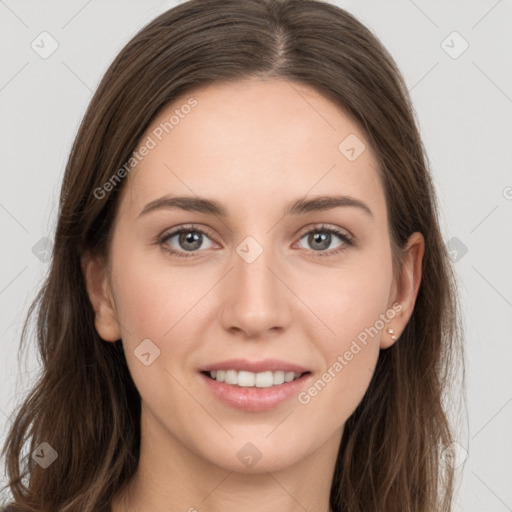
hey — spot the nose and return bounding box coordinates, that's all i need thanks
[219,242,292,339]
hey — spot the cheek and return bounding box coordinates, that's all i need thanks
[109,247,214,395]
[304,250,393,345]
[109,253,201,406]
[298,346,378,429]
[296,253,391,418]
[298,281,386,425]
[111,246,209,339]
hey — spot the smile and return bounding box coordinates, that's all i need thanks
[204,369,306,388]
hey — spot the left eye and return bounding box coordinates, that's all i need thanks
[296,225,353,255]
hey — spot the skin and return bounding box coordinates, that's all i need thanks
[83,78,424,512]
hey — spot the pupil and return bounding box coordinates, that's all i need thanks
[180,231,202,251]
[310,232,330,251]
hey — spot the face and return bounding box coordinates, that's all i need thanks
[84,78,423,474]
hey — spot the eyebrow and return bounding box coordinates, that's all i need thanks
[138,194,373,219]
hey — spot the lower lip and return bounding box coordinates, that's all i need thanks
[199,372,312,412]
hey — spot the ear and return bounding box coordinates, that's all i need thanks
[81,252,121,342]
[381,231,425,349]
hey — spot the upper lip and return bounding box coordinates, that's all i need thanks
[199,358,310,374]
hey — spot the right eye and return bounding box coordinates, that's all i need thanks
[159,224,216,258]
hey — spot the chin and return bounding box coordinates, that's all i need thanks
[199,434,311,474]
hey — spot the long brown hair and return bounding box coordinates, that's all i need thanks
[1,0,465,510]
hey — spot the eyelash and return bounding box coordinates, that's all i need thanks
[157,223,355,259]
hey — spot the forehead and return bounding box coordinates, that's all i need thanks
[119,78,385,220]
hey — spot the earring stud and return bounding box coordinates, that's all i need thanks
[387,327,397,341]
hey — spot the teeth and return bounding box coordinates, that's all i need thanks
[207,369,303,387]
[238,370,255,386]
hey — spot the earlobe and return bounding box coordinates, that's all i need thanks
[81,252,121,342]
[380,232,425,350]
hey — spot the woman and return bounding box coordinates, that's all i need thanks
[1,0,464,510]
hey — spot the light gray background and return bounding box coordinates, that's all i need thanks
[1,0,511,510]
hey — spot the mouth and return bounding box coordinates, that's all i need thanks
[198,358,313,411]
[198,367,313,412]
[201,369,311,388]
